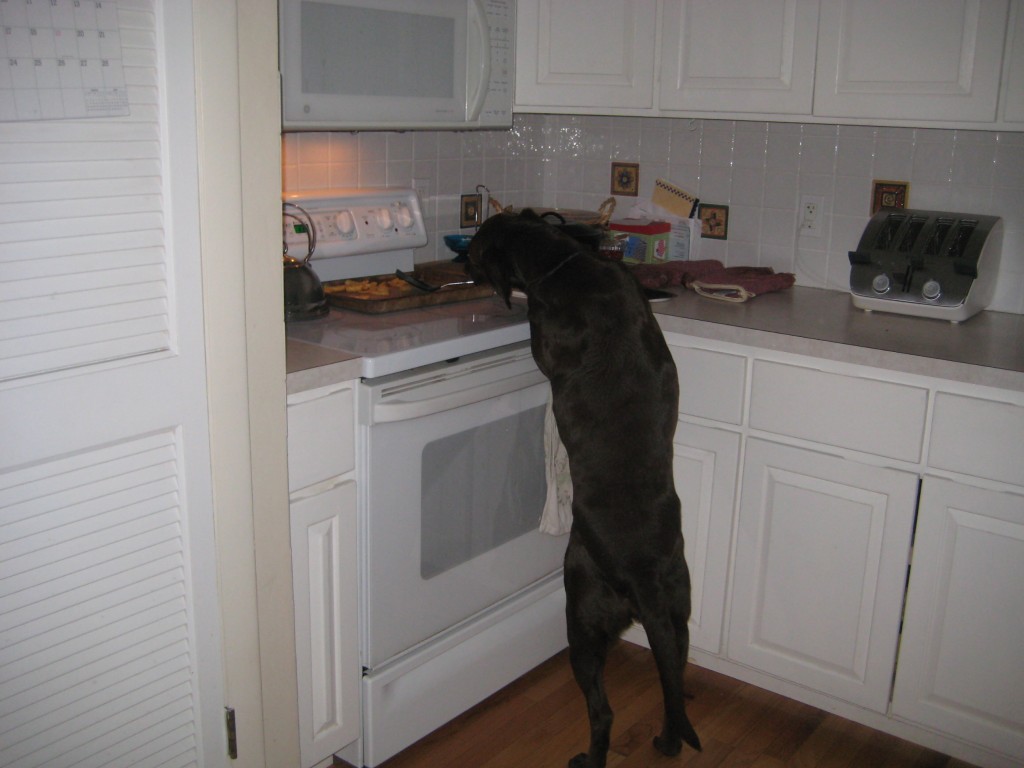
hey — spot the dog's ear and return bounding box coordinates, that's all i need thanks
[478,247,516,308]
[468,217,517,308]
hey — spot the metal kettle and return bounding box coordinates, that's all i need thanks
[283,204,328,322]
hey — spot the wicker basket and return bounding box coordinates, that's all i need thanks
[488,195,616,227]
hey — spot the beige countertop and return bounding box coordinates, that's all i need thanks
[653,286,1024,392]
[285,338,362,395]
[286,286,1024,394]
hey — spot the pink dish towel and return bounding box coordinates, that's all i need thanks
[687,267,795,303]
[630,259,724,288]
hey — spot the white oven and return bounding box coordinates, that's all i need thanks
[358,343,567,765]
[283,189,568,767]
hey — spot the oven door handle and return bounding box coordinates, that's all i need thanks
[371,371,546,423]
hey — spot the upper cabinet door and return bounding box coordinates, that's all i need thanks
[659,0,820,114]
[514,0,658,109]
[814,0,1010,122]
[1002,1,1024,122]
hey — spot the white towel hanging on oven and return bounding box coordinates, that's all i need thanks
[540,393,573,536]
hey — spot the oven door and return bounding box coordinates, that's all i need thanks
[359,344,568,669]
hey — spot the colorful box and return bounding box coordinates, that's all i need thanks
[608,219,671,264]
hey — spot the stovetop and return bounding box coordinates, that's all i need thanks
[284,296,530,378]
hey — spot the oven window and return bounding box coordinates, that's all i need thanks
[420,404,547,579]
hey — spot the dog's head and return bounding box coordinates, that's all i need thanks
[468,209,579,307]
[467,211,522,307]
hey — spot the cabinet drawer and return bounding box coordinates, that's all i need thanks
[287,383,355,492]
[929,393,1024,486]
[670,345,746,425]
[749,360,927,462]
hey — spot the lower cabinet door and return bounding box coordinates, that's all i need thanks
[291,480,359,767]
[727,439,918,712]
[674,422,740,654]
[892,477,1024,761]
[622,422,739,655]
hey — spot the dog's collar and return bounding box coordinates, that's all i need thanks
[527,251,581,290]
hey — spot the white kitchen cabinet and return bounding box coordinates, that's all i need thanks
[891,477,1024,760]
[749,359,928,463]
[623,422,739,653]
[287,382,355,493]
[659,0,820,115]
[727,438,919,712]
[291,480,360,767]
[515,0,1023,129]
[514,0,658,109]
[1003,1,1024,121]
[671,343,747,425]
[928,391,1024,487]
[287,381,360,767]
[624,340,741,655]
[672,423,740,653]
[813,0,1010,123]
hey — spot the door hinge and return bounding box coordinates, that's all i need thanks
[225,707,238,759]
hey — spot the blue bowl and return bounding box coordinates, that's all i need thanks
[443,234,474,254]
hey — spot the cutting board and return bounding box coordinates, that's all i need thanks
[323,261,494,314]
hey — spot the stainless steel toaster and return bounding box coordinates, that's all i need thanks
[848,208,1002,322]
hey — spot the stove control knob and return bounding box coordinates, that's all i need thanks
[375,207,394,230]
[922,279,942,300]
[395,203,415,229]
[871,273,891,294]
[335,210,355,236]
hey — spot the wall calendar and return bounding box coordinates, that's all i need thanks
[1,0,128,122]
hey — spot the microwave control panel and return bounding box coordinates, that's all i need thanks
[283,188,427,260]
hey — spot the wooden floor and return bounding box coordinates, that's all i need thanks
[373,641,978,768]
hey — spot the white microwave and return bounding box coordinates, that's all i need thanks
[279,0,515,131]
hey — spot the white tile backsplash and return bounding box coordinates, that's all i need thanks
[282,114,1024,314]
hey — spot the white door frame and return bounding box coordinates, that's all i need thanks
[193,1,297,765]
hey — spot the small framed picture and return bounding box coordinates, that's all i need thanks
[871,180,910,215]
[698,203,729,240]
[460,193,482,228]
[610,162,640,196]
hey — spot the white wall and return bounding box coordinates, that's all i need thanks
[283,115,1024,315]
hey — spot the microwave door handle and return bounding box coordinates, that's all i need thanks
[371,371,544,423]
[467,0,491,120]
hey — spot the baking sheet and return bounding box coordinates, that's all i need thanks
[323,262,493,314]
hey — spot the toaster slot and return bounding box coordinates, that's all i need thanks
[947,220,977,259]
[874,214,906,250]
[924,217,955,256]
[898,216,928,251]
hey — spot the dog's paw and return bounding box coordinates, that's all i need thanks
[653,734,682,756]
[568,753,605,768]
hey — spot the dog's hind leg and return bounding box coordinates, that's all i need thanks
[564,539,632,768]
[638,608,701,756]
[637,551,702,756]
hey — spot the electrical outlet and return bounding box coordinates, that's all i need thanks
[800,194,825,237]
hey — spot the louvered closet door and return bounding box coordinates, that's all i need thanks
[0,2,225,767]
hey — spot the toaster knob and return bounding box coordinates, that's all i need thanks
[922,279,942,300]
[871,273,891,294]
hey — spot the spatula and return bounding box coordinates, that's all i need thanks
[395,269,476,293]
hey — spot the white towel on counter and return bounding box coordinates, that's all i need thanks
[540,393,573,536]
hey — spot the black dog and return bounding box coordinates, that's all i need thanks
[469,210,701,768]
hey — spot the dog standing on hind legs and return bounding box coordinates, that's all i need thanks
[468,210,702,768]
